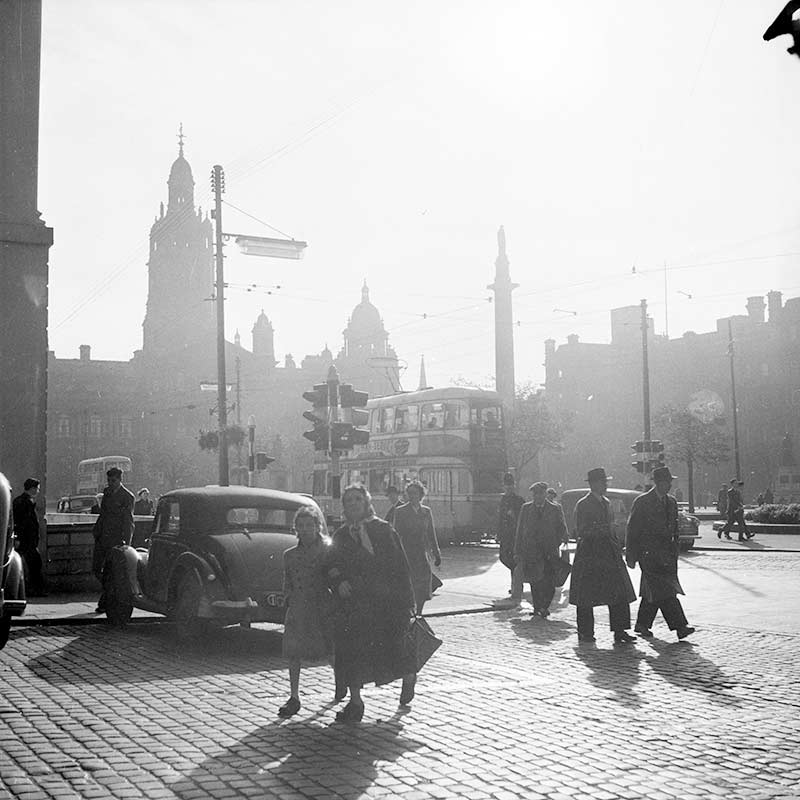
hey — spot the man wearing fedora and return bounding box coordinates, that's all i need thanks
[570,468,637,644]
[719,478,753,541]
[626,465,695,640]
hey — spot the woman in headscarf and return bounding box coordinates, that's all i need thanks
[325,484,415,722]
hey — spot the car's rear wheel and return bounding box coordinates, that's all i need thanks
[173,572,210,641]
[0,613,11,649]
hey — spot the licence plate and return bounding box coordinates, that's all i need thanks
[264,592,285,608]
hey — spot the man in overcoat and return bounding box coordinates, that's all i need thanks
[626,466,695,640]
[493,472,525,608]
[514,481,567,618]
[719,478,752,541]
[12,478,47,595]
[92,467,135,614]
[570,468,637,644]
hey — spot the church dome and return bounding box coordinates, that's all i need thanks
[348,281,383,332]
[169,153,194,187]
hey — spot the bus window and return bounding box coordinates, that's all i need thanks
[394,404,419,433]
[456,469,471,494]
[369,469,388,494]
[421,402,445,429]
[420,469,451,496]
[379,407,395,434]
[473,406,502,428]
[444,400,468,428]
[370,410,381,435]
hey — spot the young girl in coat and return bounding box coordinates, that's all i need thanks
[278,505,331,718]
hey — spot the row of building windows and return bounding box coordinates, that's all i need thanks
[54,416,135,439]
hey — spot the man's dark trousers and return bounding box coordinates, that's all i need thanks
[577,603,630,636]
[529,571,556,614]
[635,597,688,631]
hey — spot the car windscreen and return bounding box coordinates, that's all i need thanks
[224,506,296,532]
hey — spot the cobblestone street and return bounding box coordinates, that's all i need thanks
[2,552,800,799]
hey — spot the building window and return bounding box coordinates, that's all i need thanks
[89,415,103,437]
[56,416,71,438]
[119,418,133,439]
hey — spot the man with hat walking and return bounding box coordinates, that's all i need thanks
[493,472,525,608]
[626,466,695,640]
[719,478,752,541]
[570,468,637,644]
[92,467,135,614]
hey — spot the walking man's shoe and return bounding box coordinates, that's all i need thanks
[614,631,637,644]
[677,626,696,640]
[717,530,722,539]
[493,597,521,609]
[634,626,654,638]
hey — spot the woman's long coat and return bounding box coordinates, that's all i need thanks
[325,517,415,687]
[569,491,636,608]
[392,502,440,611]
[625,488,684,603]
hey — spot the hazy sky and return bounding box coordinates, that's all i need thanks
[39,1,800,390]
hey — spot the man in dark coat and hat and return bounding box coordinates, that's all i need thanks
[570,468,637,644]
[493,472,525,608]
[626,466,695,640]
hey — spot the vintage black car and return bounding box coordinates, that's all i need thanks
[0,472,27,649]
[104,486,325,639]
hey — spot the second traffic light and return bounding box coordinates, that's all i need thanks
[303,382,330,451]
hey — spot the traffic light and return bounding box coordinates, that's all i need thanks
[631,440,647,472]
[633,440,647,452]
[651,440,665,466]
[255,452,275,470]
[303,382,330,451]
[339,383,370,448]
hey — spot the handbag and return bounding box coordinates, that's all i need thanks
[403,616,442,673]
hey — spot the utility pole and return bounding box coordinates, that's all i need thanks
[211,165,229,486]
[727,319,742,480]
[640,299,651,440]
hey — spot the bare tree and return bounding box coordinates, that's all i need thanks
[507,382,566,479]
[654,404,730,512]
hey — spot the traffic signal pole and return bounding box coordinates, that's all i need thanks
[212,165,229,486]
[327,366,342,504]
[641,298,651,441]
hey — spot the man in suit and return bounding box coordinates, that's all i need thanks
[92,467,135,614]
[493,472,525,609]
[12,478,47,596]
[570,468,637,644]
[626,466,695,640]
[719,478,753,541]
[514,482,567,618]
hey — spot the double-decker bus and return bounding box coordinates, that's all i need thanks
[76,456,133,495]
[311,387,507,543]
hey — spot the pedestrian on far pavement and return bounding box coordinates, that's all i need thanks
[133,488,154,516]
[384,485,404,528]
[764,487,774,505]
[626,466,695,641]
[514,482,567,619]
[325,484,415,722]
[92,467,135,614]
[569,468,637,645]
[277,506,332,718]
[716,485,728,517]
[756,492,765,506]
[719,479,753,541]
[12,478,47,596]
[493,472,525,609]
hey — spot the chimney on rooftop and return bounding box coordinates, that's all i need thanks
[79,345,91,362]
[767,290,783,322]
[746,296,765,324]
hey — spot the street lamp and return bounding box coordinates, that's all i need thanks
[210,164,308,486]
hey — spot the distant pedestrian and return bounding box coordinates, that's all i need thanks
[716,485,728,517]
[384,485,403,528]
[493,472,525,609]
[325,484,415,721]
[626,466,695,641]
[719,479,753,541]
[756,492,765,506]
[764,487,774,505]
[12,478,47,596]
[569,468,637,645]
[546,487,561,506]
[133,488,154,516]
[514,482,567,619]
[278,506,332,718]
[92,467,135,614]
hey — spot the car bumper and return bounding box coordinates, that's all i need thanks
[198,595,286,624]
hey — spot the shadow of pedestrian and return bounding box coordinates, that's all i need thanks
[640,638,742,706]
[26,622,291,684]
[508,616,574,644]
[572,642,646,709]
[167,715,424,800]
[437,545,502,579]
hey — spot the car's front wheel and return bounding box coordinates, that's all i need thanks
[0,613,11,649]
[173,572,210,641]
